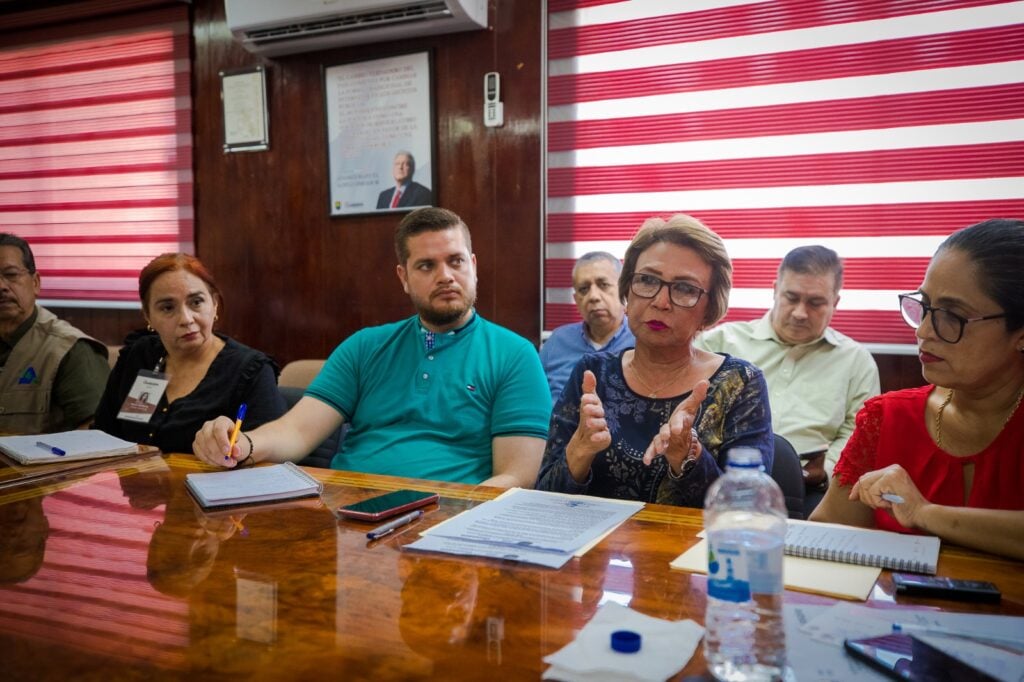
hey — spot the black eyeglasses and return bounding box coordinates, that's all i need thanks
[898,292,1007,344]
[629,273,706,308]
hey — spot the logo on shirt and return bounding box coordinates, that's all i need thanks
[17,367,38,385]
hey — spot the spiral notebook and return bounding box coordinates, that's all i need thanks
[185,462,322,509]
[785,519,940,574]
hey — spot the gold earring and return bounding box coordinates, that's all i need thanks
[146,324,154,332]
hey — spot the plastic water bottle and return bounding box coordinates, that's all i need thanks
[703,447,789,682]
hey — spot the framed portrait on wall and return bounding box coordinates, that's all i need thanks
[324,51,436,217]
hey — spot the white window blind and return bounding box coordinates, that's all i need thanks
[0,5,193,306]
[545,0,1024,346]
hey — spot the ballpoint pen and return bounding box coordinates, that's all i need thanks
[226,403,247,461]
[366,509,424,540]
[36,441,66,456]
[881,493,905,504]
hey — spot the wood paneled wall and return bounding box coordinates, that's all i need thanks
[14,0,924,393]
[45,0,542,367]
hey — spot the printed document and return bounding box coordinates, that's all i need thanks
[407,488,643,567]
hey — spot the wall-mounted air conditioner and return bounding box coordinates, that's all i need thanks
[224,0,489,57]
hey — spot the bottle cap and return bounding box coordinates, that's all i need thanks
[610,629,641,653]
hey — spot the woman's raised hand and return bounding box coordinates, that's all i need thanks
[643,380,709,474]
[565,370,612,483]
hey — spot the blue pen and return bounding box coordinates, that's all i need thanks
[36,441,66,456]
[226,403,247,460]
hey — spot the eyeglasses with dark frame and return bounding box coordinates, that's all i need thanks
[629,273,706,308]
[898,291,1007,344]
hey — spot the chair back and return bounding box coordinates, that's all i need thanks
[279,359,325,389]
[770,433,805,520]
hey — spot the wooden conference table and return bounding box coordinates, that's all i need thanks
[0,454,1021,681]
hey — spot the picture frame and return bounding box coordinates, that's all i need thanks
[220,66,269,152]
[323,51,436,217]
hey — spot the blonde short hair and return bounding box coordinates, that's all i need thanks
[618,214,732,327]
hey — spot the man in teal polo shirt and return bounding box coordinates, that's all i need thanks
[193,207,550,487]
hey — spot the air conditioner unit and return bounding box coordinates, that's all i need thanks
[224,0,489,57]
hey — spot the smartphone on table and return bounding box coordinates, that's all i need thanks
[336,489,439,521]
[892,573,1001,603]
[844,633,1002,681]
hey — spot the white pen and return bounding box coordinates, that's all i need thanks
[366,509,424,540]
[881,493,904,504]
[892,623,1024,649]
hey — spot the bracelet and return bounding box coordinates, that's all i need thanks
[667,433,701,479]
[240,431,254,460]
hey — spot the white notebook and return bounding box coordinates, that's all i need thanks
[785,519,940,574]
[185,462,322,509]
[0,430,144,465]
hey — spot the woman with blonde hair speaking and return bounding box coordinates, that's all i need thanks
[536,214,772,505]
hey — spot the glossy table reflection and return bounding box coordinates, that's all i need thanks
[0,455,1021,681]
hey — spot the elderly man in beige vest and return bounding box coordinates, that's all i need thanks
[0,233,109,434]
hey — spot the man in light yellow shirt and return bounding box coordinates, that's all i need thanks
[695,246,879,511]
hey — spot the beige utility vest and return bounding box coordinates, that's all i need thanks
[0,306,104,434]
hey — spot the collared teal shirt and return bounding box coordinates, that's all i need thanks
[307,312,550,484]
[695,312,880,474]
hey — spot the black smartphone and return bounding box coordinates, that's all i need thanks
[893,573,1001,603]
[844,633,1000,681]
[336,489,439,521]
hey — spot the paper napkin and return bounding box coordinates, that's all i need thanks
[542,602,704,681]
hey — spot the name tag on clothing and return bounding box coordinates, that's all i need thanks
[117,370,169,423]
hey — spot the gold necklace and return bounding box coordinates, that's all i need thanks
[628,358,680,398]
[935,386,1024,450]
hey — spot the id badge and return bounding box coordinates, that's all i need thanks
[117,369,169,423]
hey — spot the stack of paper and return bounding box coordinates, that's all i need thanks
[786,602,1024,680]
[405,488,643,568]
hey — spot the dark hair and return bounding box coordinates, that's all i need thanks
[778,245,843,293]
[394,207,472,265]
[139,253,223,314]
[618,214,732,327]
[0,233,36,273]
[937,218,1024,331]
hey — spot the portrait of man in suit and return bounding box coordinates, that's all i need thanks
[376,151,433,210]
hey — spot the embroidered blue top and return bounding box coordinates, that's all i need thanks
[535,351,773,506]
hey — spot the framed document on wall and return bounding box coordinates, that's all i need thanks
[324,51,436,217]
[220,66,269,152]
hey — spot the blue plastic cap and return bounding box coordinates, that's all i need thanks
[611,629,641,653]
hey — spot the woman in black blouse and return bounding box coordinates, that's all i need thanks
[94,254,284,453]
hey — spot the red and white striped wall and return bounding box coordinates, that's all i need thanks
[545,0,1024,348]
[0,5,193,306]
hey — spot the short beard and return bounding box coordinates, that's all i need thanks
[417,292,476,328]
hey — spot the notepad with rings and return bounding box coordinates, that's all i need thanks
[784,519,940,575]
[185,462,322,509]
